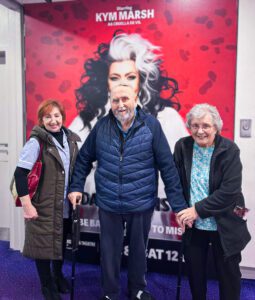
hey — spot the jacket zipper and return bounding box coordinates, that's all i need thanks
[116,117,144,209]
[120,134,125,162]
[69,141,77,183]
[119,132,125,209]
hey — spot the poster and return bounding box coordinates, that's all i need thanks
[24,0,238,243]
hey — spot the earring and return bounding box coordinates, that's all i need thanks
[108,91,111,102]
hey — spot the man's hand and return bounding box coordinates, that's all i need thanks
[68,192,82,209]
[20,195,38,220]
[175,213,186,233]
[177,206,198,227]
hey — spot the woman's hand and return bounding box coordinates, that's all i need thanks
[177,206,198,226]
[176,211,194,233]
[20,195,38,220]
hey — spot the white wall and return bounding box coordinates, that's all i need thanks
[235,0,255,272]
[0,3,25,249]
[0,4,11,231]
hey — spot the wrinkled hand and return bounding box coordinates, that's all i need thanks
[175,213,186,233]
[21,196,38,220]
[177,207,198,226]
[68,192,82,209]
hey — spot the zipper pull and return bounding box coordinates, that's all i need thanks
[120,155,122,162]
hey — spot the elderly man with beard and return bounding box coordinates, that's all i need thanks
[68,85,188,300]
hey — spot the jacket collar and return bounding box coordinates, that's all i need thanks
[181,134,227,187]
[62,126,81,143]
[182,134,228,155]
[212,134,230,157]
[30,126,81,144]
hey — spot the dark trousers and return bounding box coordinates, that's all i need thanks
[98,208,154,300]
[184,228,241,300]
[35,218,71,287]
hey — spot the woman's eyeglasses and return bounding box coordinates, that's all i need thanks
[190,124,214,131]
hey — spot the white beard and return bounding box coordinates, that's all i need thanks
[114,108,134,125]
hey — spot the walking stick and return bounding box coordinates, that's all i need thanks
[176,237,184,300]
[70,200,81,300]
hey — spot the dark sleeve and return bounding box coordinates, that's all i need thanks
[173,139,182,171]
[149,117,187,213]
[69,124,98,193]
[195,145,243,218]
[173,140,187,199]
[14,167,30,197]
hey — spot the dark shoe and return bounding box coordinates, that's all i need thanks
[134,290,155,300]
[53,274,71,294]
[41,282,61,300]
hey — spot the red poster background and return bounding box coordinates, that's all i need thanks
[24,0,238,139]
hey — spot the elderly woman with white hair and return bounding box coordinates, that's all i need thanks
[174,103,251,300]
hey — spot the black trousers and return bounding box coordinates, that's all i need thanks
[184,228,241,300]
[35,218,71,287]
[98,208,154,300]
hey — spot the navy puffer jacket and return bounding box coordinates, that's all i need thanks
[70,107,186,213]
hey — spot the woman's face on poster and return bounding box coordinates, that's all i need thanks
[108,60,140,95]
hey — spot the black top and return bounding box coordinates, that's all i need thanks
[45,127,64,148]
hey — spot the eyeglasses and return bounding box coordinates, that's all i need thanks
[190,124,214,131]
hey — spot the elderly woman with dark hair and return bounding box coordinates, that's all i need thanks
[174,103,251,300]
[14,99,80,300]
[69,32,188,198]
